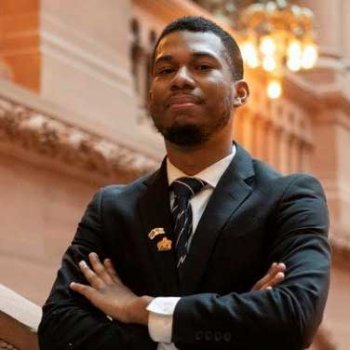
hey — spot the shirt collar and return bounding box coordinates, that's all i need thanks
[166,144,236,189]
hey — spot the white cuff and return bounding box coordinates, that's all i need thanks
[147,297,181,343]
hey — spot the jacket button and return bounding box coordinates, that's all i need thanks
[214,331,222,342]
[204,330,213,341]
[223,332,232,342]
[195,330,203,341]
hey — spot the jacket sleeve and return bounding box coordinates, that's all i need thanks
[38,188,155,350]
[172,174,331,350]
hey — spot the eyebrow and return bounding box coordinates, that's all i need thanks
[154,51,220,66]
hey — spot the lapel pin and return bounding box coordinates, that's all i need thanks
[157,237,172,251]
[148,227,166,240]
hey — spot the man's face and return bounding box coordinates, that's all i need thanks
[149,30,238,146]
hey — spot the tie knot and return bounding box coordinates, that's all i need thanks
[171,177,206,200]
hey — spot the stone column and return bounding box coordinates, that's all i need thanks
[279,130,290,174]
[0,0,164,158]
[311,108,350,240]
[298,0,343,55]
[289,136,300,173]
[265,122,276,167]
[40,0,142,145]
[241,111,254,154]
[253,117,267,162]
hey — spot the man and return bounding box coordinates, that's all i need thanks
[38,16,330,350]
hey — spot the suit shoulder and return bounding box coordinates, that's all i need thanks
[252,158,281,181]
[95,172,154,199]
[252,159,325,197]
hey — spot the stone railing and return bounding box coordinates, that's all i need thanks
[0,284,41,350]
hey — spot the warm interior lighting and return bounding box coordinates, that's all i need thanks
[241,41,260,68]
[287,40,302,59]
[287,57,301,72]
[239,1,318,98]
[301,43,318,69]
[267,80,282,99]
[262,55,277,72]
[260,36,276,56]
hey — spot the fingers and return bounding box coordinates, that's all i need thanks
[72,252,115,291]
[251,262,286,291]
[88,253,114,286]
[69,281,106,310]
[260,271,285,290]
[76,259,105,289]
[103,258,121,284]
[70,281,95,298]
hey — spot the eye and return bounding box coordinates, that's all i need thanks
[157,68,175,75]
[196,64,212,71]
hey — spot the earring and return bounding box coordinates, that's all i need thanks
[233,97,241,106]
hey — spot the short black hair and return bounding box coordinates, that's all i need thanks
[151,16,244,80]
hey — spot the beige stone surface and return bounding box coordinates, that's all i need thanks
[0,284,41,330]
[0,0,40,91]
[0,152,95,304]
[39,0,165,158]
[0,284,40,350]
[324,267,350,350]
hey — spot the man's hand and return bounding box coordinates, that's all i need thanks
[71,253,284,326]
[70,252,152,325]
[251,262,286,291]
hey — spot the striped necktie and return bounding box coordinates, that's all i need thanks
[171,177,206,275]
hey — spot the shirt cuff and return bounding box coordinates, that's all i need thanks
[146,297,181,343]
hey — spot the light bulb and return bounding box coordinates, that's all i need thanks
[301,43,318,69]
[267,80,282,99]
[241,41,259,68]
[287,40,302,58]
[262,55,277,72]
[247,55,260,68]
[260,36,276,56]
[287,57,302,72]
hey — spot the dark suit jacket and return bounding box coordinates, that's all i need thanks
[38,144,331,350]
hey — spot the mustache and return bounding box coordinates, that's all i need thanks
[166,93,203,107]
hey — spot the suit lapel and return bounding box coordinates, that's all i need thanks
[138,160,179,295]
[180,145,255,294]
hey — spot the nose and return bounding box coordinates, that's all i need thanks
[170,66,195,91]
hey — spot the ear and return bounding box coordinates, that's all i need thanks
[232,80,249,107]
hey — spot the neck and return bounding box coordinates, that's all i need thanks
[165,137,233,176]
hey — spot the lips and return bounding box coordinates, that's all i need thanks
[167,94,202,108]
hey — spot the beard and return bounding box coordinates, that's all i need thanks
[160,123,206,146]
[150,101,232,146]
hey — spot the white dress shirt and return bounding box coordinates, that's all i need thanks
[147,146,236,350]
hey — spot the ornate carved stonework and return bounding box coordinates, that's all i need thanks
[0,95,158,184]
[0,339,19,350]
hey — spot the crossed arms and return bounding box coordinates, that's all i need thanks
[38,174,331,350]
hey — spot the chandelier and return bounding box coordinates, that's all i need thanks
[239,0,318,99]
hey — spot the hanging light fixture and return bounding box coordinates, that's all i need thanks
[239,0,319,99]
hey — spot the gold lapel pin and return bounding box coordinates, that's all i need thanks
[157,237,172,251]
[148,227,166,240]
